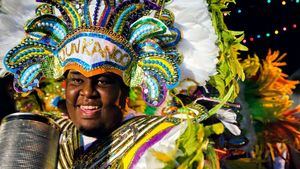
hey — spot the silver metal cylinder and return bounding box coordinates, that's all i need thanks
[0,112,61,169]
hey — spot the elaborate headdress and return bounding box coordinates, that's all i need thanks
[2,0,220,107]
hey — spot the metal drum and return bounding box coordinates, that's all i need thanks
[0,112,61,169]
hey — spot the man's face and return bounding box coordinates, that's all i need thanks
[65,70,124,137]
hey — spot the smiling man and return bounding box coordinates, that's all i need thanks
[65,70,126,137]
[2,0,228,168]
[3,0,185,167]
[55,69,185,168]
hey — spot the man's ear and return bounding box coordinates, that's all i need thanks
[119,85,129,109]
[61,80,66,89]
[58,99,68,116]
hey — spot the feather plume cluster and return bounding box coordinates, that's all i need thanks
[166,0,219,86]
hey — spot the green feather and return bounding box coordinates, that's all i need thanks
[144,105,157,115]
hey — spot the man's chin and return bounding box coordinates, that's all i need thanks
[78,125,110,138]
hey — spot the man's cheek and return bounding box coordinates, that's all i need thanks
[107,95,121,105]
[66,87,79,104]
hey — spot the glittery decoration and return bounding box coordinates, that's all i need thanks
[142,71,167,107]
[137,41,164,54]
[158,27,181,48]
[36,4,54,16]
[37,0,82,29]
[138,56,179,89]
[25,15,68,43]
[113,4,144,34]
[129,17,168,44]
[154,8,175,27]
[4,41,55,92]
[83,0,91,26]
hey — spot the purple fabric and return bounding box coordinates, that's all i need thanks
[129,126,174,169]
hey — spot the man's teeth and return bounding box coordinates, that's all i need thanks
[80,106,100,110]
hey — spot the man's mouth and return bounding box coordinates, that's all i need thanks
[79,105,101,117]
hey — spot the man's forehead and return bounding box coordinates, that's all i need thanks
[68,70,81,75]
[68,70,121,79]
[68,70,83,75]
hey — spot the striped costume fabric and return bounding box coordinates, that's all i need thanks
[55,115,181,168]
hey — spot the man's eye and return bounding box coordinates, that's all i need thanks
[97,79,113,86]
[70,78,83,85]
[98,80,108,86]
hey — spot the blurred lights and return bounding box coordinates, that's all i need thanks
[243,23,298,44]
[283,27,287,31]
[292,24,297,28]
[265,0,300,4]
[232,2,299,44]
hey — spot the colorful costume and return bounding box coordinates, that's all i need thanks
[57,116,186,168]
[1,0,247,168]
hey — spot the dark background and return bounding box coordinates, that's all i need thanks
[225,0,300,76]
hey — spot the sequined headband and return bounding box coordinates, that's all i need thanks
[3,0,182,106]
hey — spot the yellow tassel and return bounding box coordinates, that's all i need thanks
[150,149,175,163]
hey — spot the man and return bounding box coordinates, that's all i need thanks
[65,71,126,138]
[2,0,235,168]
[56,69,186,168]
[3,0,186,166]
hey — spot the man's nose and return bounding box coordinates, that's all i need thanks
[80,80,98,98]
